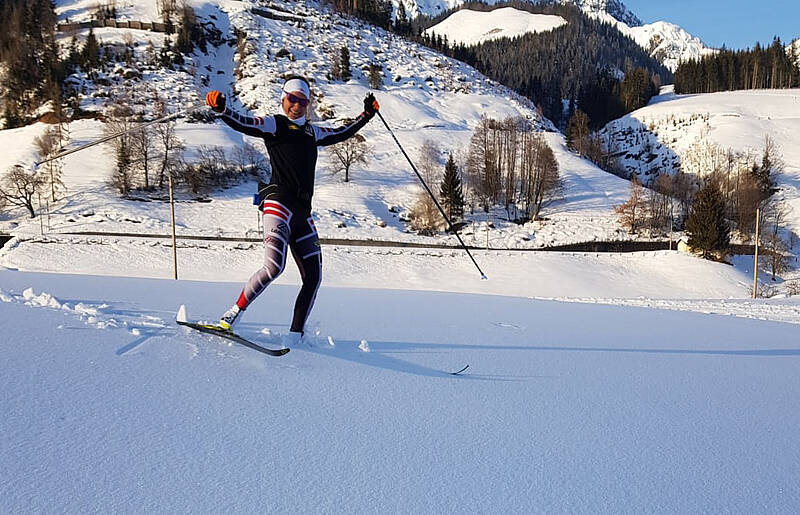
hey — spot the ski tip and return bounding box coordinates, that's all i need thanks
[176,304,188,323]
[451,365,470,375]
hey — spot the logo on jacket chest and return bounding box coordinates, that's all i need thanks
[286,122,315,138]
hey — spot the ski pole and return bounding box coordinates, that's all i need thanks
[376,110,487,280]
[33,101,208,170]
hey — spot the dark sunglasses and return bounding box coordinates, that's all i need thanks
[286,93,309,107]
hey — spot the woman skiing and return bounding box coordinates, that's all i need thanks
[205,76,379,343]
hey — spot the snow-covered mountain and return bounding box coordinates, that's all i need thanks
[406,0,712,71]
[425,7,567,46]
[398,0,639,26]
[620,21,714,72]
[574,0,641,26]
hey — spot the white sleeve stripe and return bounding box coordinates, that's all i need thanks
[312,122,356,142]
[226,110,277,135]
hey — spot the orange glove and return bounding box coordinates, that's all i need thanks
[205,90,226,113]
[364,93,379,117]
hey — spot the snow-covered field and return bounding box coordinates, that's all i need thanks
[3,267,800,513]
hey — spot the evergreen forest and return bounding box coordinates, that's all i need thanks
[674,38,800,94]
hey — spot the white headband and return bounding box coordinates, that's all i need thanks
[282,78,310,99]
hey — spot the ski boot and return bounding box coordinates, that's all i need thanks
[218,305,243,332]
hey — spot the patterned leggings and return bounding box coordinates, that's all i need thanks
[234,199,322,333]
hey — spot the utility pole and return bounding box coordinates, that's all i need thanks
[38,194,44,235]
[168,174,178,280]
[752,207,760,299]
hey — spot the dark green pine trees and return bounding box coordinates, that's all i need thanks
[674,38,800,94]
[439,154,464,222]
[685,182,730,260]
[1,0,61,127]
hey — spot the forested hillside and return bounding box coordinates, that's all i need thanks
[403,2,671,127]
[674,38,800,94]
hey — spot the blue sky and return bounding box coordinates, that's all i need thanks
[622,0,799,50]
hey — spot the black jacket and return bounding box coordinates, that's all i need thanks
[220,107,372,209]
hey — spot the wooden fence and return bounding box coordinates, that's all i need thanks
[57,19,173,34]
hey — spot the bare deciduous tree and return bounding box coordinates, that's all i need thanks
[328,133,369,182]
[650,173,675,234]
[466,115,496,208]
[131,124,156,190]
[153,100,185,189]
[409,191,443,235]
[614,174,648,234]
[760,196,792,281]
[233,142,269,179]
[34,126,66,202]
[0,165,45,218]
[468,116,561,221]
[416,139,442,183]
[566,109,590,155]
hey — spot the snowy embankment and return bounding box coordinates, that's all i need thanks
[2,269,800,513]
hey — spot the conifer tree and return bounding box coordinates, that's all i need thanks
[83,28,100,69]
[1,0,61,126]
[685,182,730,260]
[394,1,410,35]
[339,45,351,81]
[439,154,464,222]
[113,138,133,196]
[752,134,781,199]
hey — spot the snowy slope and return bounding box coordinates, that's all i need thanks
[425,7,567,46]
[2,270,800,513]
[2,0,637,254]
[600,88,800,241]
